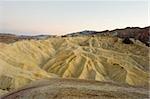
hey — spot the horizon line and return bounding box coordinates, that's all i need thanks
[0,25,149,36]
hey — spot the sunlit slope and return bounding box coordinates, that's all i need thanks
[0,36,149,91]
[0,40,58,91]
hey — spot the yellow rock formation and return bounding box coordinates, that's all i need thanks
[0,36,149,95]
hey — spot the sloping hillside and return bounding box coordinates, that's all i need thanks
[1,78,148,99]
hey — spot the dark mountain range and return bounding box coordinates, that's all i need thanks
[0,26,149,46]
[64,26,150,46]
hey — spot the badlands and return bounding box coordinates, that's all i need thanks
[0,27,149,99]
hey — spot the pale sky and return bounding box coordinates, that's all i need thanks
[0,0,149,35]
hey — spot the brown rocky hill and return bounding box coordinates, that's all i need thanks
[64,26,150,46]
[110,27,150,46]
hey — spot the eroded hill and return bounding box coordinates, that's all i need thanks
[0,35,149,95]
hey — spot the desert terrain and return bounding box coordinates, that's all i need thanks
[0,27,149,99]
